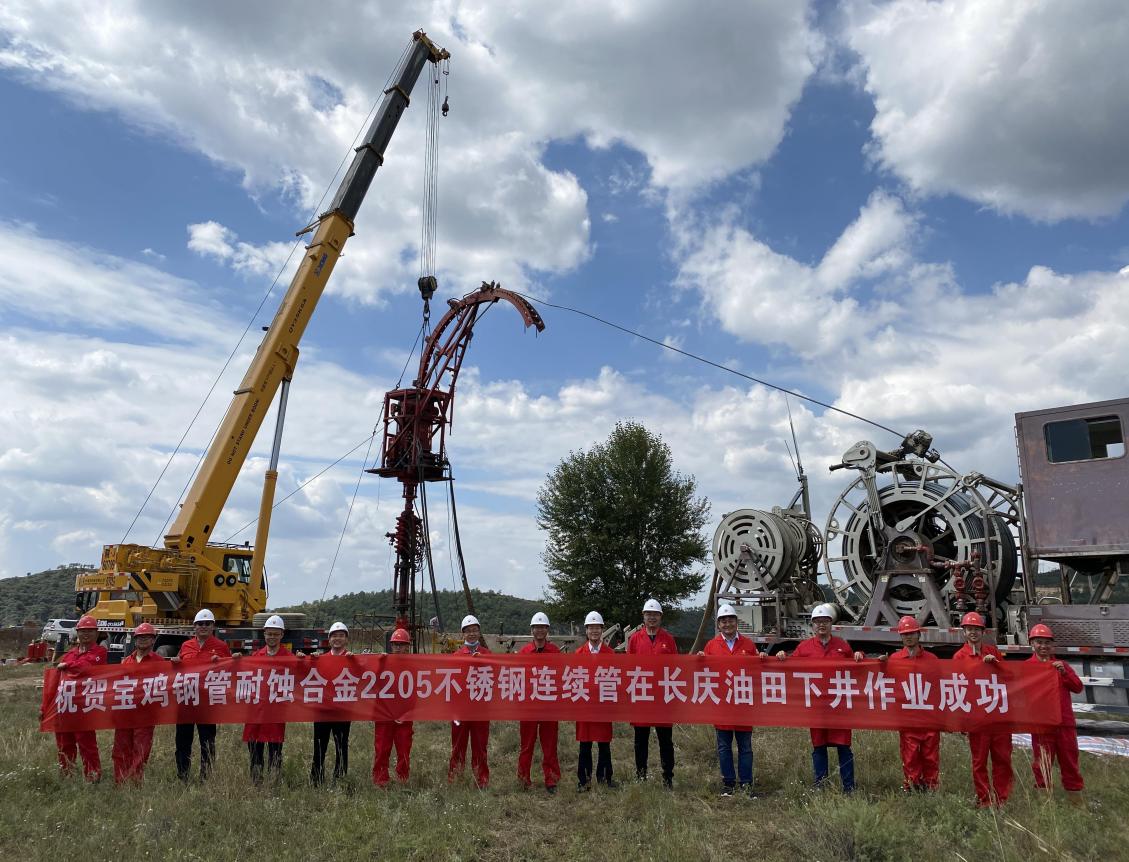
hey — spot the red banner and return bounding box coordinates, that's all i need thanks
[40,654,1063,733]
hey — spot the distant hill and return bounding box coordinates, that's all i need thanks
[274,588,706,637]
[0,565,86,626]
[0,563,711,635]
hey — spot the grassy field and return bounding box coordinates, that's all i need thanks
[2,666,1127,861]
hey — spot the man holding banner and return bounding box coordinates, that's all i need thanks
[448,614,492,789]
[777,603,864,793]
[700,603,759,797]
[53,614,107,781]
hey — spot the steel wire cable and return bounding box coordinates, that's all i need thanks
[512,292,908,441]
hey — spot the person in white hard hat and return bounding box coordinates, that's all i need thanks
[243,614,292,785]
[517,611,560,793]
[448,614,492,788]
[699,604,760,796]
[311,621,352,785]
[627,598,679,787]
[575,611,617,791]
[776,603,865,793]
[173,608,231,781]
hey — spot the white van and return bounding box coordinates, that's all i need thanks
[41,618,78,644]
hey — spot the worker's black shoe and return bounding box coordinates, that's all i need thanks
[546,785,557,795]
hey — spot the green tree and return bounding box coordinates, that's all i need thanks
[538,421,709,628]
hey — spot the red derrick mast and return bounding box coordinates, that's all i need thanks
[369,282,544,633]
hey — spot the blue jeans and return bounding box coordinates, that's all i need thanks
[812,744,855,793]
[715,729,753,787]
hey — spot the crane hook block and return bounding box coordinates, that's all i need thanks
[418,275,438,302]
[441,96,450,117]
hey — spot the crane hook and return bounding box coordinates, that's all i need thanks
[441,96,449,117]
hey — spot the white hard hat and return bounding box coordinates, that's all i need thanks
[643,599,663,614]
[811,603,837,622]
[530,612,551,627]
[584,611,604,627]
[461,614,480,631]
[328,621,349,635]
[263,614,285,631]
[716,603,738,619]
[193,608,215,623]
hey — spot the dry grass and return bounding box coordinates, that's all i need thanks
[2,678,1127,861]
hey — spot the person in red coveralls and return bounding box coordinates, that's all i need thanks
[111,622,165,783]
[242,614,293,784]
[517,611,561,794]
[575,610,618,791]
[1027,623,1085,804]
[448,614,492,788]
[54,614,108,780]
[171,607,231,781]
[311,620,352,785]
[698,603,759,796]
[627,599,679,788]
[954,611,1012,807]
[373,627,415,786]
[777,603,864,792]
[887,616,941,791]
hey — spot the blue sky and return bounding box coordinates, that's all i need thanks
[2,1,1128,612]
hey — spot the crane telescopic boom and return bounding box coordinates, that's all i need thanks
[78,31,449,631]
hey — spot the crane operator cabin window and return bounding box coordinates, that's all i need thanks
[1044,415,1125,463]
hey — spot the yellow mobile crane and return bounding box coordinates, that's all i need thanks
[75,31,450,657]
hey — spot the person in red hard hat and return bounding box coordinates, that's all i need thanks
[776,603,865,792]
[954,611,1012,806]
[699,603,759,796]
[171,607,231,781]
[888,616,941,792]
[1027,623,1085,804]
[627,599,679,788]
[448,615,492,788]
[111,622,166,784]
[517,612,561,794]
[242,615,293,785]
[54,614,107,781]
[575,610,618,791]
[373,628,415,786]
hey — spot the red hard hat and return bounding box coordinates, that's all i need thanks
[1028,623,1054,640]
[133,622,157,636]
[76,615,98,630]
[390,628,411,644]
[896,615,922,634]
[960,611,985,628]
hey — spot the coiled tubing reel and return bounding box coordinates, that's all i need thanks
[712,506,824,634]
[823,433,1021,628]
